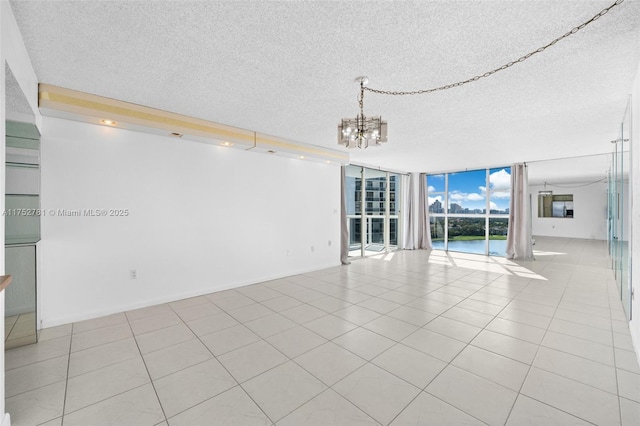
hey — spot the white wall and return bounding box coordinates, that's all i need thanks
[39,117,341,327]
[529,182,608,240]
[630,62,640,361]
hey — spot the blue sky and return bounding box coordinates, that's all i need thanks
[428,168,511,211]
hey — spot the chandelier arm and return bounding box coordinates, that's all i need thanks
[363,0,624,96]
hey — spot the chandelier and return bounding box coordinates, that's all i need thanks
[337,0,623,149]
[338,77,387,149]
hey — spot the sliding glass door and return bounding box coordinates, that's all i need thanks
[427,167,511,256]
[346,165,403,258]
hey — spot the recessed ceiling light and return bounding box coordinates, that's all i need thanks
[100,119,117,126]
[221,141,233,147]
[170,132,183,138]
[299,156,305,159]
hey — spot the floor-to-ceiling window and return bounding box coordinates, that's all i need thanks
[428,167,511,256]
[346,165,403,258]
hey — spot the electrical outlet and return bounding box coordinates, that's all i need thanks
[328,240,332,246]
[311,246,315,253]
[130,269,137,279]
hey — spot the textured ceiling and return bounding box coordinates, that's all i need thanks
[7,0,640,178]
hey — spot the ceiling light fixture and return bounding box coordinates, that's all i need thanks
[220,141,233,147]
[339,0,624,149]
[100,119,117,126]
[338,77,387,149]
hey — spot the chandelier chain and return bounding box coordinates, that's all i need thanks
[363,0,624,96]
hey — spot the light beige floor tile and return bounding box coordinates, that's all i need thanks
[542,331,615,366]
[63,384,164,426]
[452,345,529,391]
[333,305,381,326]
[186,311,239,336]
[387,306,437,327]
[279,304,327,324]
[548,318,612,346]
[294,342,366,386]
[506,300,556,317]
[620,397,640,426]
[520,367,620,425]
[228,303,274,323]
[426,365,517,426]
[266,326,326,358]
[218,340,287,383]
[357,297,403,315]
[554,308,612,332]
[168,386,271,426]
[209,292,255,311]
[38,324,72,342]
[303,315,358,340]
[245,313,297,338]
[401,328,465,362]
[129,312,183,335]
[144,338,213,380]
[333,327,395,360]
[291,288,328,303]
[533,346,617,394]
[378,289,418,304]
[6,335,71,370]
[278,389,378,426]
[457,298,504,316]
[73,313,127,334]
[243,361,326,422]
[135,323,196,355]
[406,298,452,315]
[307,296,351,313]
[6,380,66,426]
[390,391,485,426]
[261,295,304,312]
[199,324,261,356]
[617,368,640,403]
[168,295,210,311]
[154,358,236,418]
[69,337,139,378]
[71,323,132,353]
[65,356,150,414]
[486,317,546,344]
[172,301,222,322]
[613,332,635,351]
[333,363,420,425]
[38,417,63,426]
[372,343,446,388]
[505,394,591,426]
[424,316,482,343]
[126,304,173,322]
[616,348,640,373]
[362,315,418,342]
[498,307,552,329]
[6,355,68,398]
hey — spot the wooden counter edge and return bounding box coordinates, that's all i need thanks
[0,275,12,292]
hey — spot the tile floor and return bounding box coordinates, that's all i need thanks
[5,237,640,425]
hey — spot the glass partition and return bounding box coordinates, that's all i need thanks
[608,98,632,321]
[5,120,40,348]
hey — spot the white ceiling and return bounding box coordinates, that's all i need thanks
[7,0,640,179]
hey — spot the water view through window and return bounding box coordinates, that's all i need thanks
[428,168,511,256]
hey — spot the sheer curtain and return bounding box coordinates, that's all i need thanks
[506,163,533,260]
[418,173,433,249]
[401,173,416,249]
[340,166,350,264]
